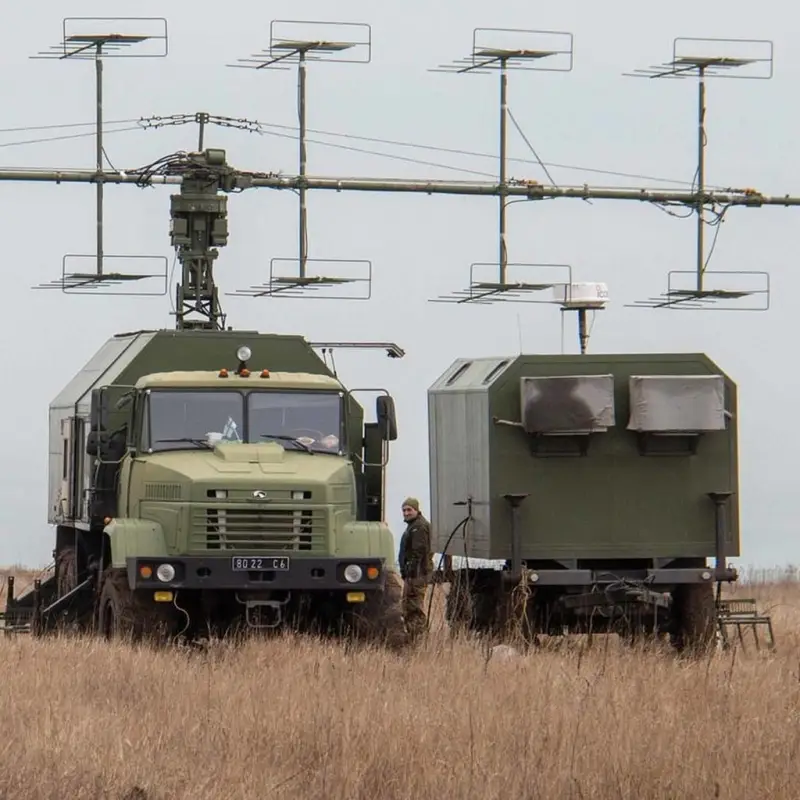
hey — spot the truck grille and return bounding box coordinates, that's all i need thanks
[190,505,327,552]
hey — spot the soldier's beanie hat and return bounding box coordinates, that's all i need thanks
[402,497,420,510]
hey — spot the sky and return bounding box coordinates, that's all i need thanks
[0,0,796,574]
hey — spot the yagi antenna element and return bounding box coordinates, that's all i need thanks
[227,20,373,301]
[31,17,169,297]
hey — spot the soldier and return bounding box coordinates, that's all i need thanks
[398,497,433,641]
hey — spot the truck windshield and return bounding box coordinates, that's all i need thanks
[146,390,343,454]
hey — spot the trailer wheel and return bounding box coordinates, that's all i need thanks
[671,583,717,655]
[97,569,174,645]
[349,570,409,652]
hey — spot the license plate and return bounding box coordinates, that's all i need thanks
[231,556,290,572]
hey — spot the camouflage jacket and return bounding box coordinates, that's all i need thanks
[398,514,433,580]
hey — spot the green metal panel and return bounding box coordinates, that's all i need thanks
[487,353,738,561]
[113,329,366,455]
[112,329,334,384]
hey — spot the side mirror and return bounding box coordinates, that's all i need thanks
[115,391,134,411]
[376,395,398,442]
[90,387,109,432]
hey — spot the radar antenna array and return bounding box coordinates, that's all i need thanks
[623,37,775,311]
[5,18,800,332]
[30,17,170,297]
[226,20,374,301]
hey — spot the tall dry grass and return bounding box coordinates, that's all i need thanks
[0,567,798,799]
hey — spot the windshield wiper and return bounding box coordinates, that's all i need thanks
[259,433,315,454]
[155,437,213,449]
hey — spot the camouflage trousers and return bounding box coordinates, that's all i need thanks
[402,577,429,640]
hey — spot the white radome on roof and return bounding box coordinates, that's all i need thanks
[552,281,609,309]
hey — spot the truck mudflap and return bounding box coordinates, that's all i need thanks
[125,555,389,593]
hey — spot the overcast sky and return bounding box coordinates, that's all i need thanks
[1,0,796,576]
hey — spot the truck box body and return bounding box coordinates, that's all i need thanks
[427,352,739,563]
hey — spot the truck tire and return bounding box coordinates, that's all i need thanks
[96,568,175,645]
[350,570,409,652]
[56,547,78,598]
[670,582,717,655]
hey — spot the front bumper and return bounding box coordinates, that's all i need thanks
[126,556,388,592]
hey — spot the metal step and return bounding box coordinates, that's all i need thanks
[716,597,775,651]
[1,566,54,637]
[0,607,33,635]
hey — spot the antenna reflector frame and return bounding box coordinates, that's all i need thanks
[30,17,168,60]
[32,254,169,295]
[430,262,573,305]
[228,257,373,300]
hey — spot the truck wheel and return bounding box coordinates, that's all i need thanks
[97,569,174,645]
[56,547,78,598]
[350,570,409,652]
[53,547,82,634]
[670,583,717,655]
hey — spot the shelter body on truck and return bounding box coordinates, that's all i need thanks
[427,350,765,651]
[6,328,407,645]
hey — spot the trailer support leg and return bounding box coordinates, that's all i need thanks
[708,491,732,575]
[503,492,529,582]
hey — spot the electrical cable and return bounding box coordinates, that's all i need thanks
[424,504,475,626]
[257,126,498,178]
[0,118,139,135]
[255,119,727,190]
[506,106,558,187]
[0,124,142,150]
[0,114,726,191]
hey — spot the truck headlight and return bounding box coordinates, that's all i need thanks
[156,564,176,583]
[343,564,363,583]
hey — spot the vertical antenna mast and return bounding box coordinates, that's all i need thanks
[31,17,169,297]
[429,27,575,304]
[626,37,774,311]
[135,111,263,329]
[228,20,373,302]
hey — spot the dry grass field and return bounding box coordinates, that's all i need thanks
[0,565,799,799]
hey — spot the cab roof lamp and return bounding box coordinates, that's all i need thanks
[218,368,229,378]
[261,369,270,378]
[236,345,252,363]
[236,345,252,377]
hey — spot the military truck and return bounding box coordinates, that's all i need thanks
[5,328,407,645]
[429,351,742,652]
